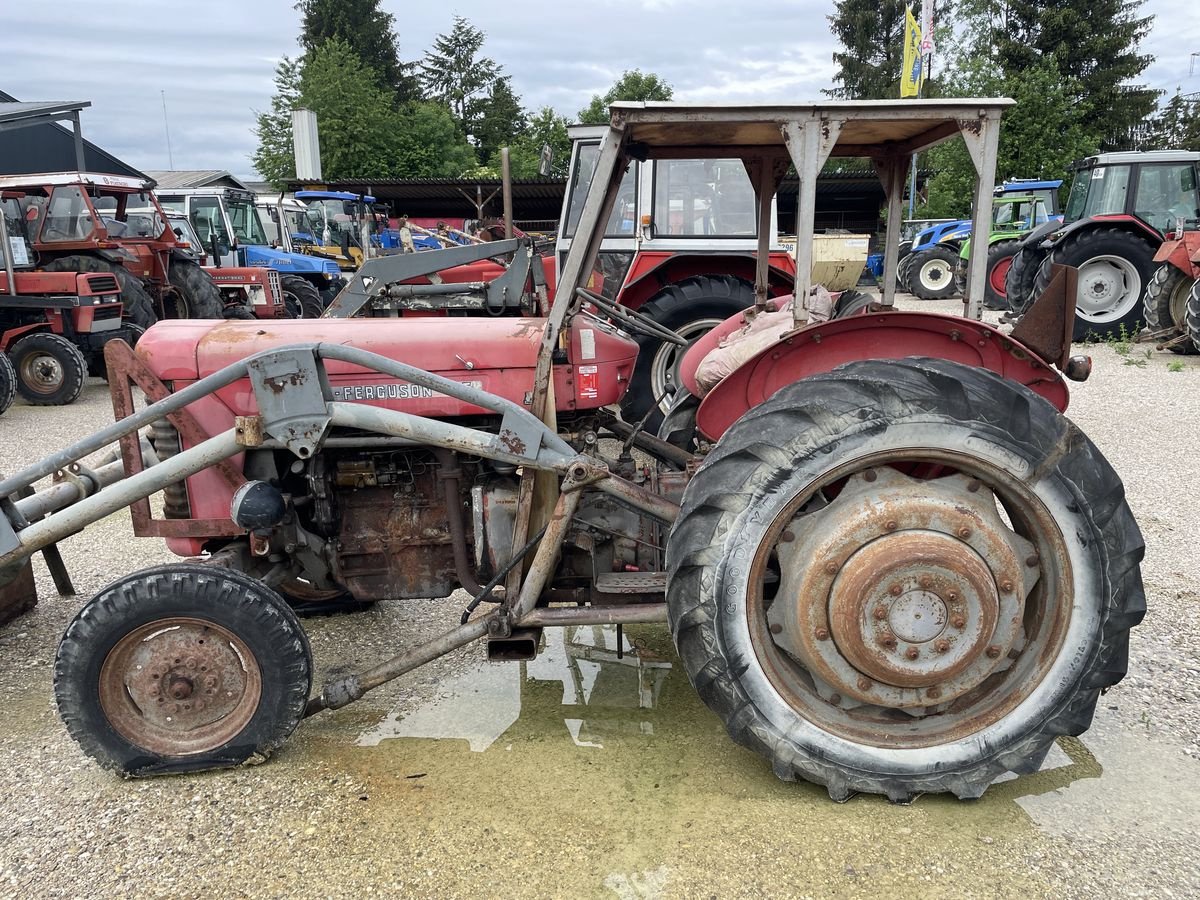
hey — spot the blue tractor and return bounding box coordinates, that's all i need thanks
[157,188,344,318]
[900,179,1062,300]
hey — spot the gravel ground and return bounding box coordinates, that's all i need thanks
[1,297,1198,899]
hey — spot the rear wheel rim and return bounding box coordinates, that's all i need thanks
[19,351,64,395]
[1075,255,1142,322]
[649,316,724,413]
[745,452,1070,749]
[98,616,262,756]
[919,259,951,289]
[1169,274,1193,328]
[989,257,1013,296]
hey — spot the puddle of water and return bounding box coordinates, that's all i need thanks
[311,624,1200,897]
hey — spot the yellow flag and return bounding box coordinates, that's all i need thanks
[901,5,924,98]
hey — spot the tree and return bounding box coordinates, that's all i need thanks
[295,0,419,102]
[986,1,1157,150]
[1144,90,1200,151]
[252,57,303,187]
[578,70,673,124]
[918,56,1098,218]
[825,1,907,99]
[473,77,527,166]
[420,16,502,140]
[496,106,573,178]
[251,40,476,183]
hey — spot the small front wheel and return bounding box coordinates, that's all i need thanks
[54,565,312,776]
[9,332,86,406]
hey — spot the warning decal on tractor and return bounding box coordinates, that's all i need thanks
[578,365,599,400]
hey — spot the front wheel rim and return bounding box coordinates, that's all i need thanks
[745,453,1071,750]
[19,352,65,394]
[98,616,262,756]
[649,317,725,413]
[919,259,951,289]
[1075,255,1142,322]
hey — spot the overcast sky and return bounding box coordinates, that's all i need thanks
[2,0,1198,178]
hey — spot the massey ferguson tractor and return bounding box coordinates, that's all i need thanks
[0,101,1144,804]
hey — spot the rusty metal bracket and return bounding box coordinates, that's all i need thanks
[1011,264,1078,370]
[246,348,331,459]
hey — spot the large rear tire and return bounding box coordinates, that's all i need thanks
[620,275,755,430]
[1142,264,1197,355]
[54,564,312,776]
[1185,276,1200,354]
[9,332,86,406]
[908,246,959,300]
[0,351,15,416]
[43,255,157,329]
[1034,227,1156,341]
[983,239,1020,311]
[281,276,324,319]
[167,260,224,319]
[666,358,1144,801]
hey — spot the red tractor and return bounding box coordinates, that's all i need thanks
[0,101,1144,804]
[1006,150,1200,339]
[0,173,225,328]
[2,189,139,404]
[1143,220,1200,353]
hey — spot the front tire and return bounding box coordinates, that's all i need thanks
[0,351,15,416]
[54,564,312,776]
[1142,264,1197,354]
[281,276,324,319]
[1185,276,1200,354]
[167,260,224,319]
[620,275,755,429]
[909,246,959,300]
[10,332,86,406]
[1035,227,1156,341]
[666,358,1144,801]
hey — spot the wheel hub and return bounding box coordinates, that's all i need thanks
[1075,255,1138,318]
[99,617,262,755]
[22,354,63,392]
[920,260,950,287]
[766,468,1037,710]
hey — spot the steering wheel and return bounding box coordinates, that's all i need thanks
[575,287,688,346]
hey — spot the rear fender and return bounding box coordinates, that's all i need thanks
[693,311,1069,441]
[1047,215,1161,249]
[1154,232,1200,276]
[617,252,796,310]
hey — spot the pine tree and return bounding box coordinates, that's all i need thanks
[251,57,303,187]
[419,16,502,140]
[473,77,527,166]
[825,1,908,99]
[295,0,419,102]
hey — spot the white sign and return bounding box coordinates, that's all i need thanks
[920,1,935,56]
[8,237,29,267]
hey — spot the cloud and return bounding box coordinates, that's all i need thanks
[0,0,1195,178]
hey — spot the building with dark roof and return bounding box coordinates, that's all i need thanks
[0,90,145,178]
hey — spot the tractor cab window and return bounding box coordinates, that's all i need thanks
[1134,164,1200,234]
[39,185,96,243]
[564,142,637,238]
[1065,165,1131,224]
[1,196,38,265]
[189,197,232,251]
[227,199,268,246]
[652,158,756,237]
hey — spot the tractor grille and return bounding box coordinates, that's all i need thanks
[84,274,120,294]
[93,305,123,321]
[266,269,283,308]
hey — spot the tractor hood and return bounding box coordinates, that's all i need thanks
[912,220,970,249]
[242,244,340,276]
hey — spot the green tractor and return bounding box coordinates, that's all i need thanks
[956,191,1061,310]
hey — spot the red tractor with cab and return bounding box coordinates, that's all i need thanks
[0,100,1144,805]
[1,189,139,404]
[1142,218,1200,354]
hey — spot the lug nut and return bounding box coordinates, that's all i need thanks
[828,693,842,706]
[815,627,830,641]
[857,677,873,691]
[999,578,1015,593]
[884,520,898,532]
[934,639,950,654]
[905,647,920,660]
[918,575,933,589]
[966,479,982,493]
[986,645,1002,659]
[957,526,972,539]
[1026,553,1040,567]
[873,606,889,621]
[890,583,903,596]
[946,591,958,602]
[863,469,877,483]
[769,623,783,635]
[780,530,795,543]
[824,561,838,575]
[879,634,897,649]
[926,686,943,700]
[951,616,966,629]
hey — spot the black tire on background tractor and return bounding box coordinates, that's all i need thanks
[1033,227,1156,341]
[88,323,146,379]
[895,241,913,290]
[908,246,960,300]
[281,276,324,319]
[0,351,16,416]
[43,255,158,329]
[832,289,874,318]
[9,332,87,406]
[1142,264,1198,355]
[983,239,1021,311]
[1003,242,1048,316]
[666,357,1144,801]
[897,253,917,293]
[167,260,224,319]
[620,275,755,430]
[1185,276,1200,354]
[54,564,312,776]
